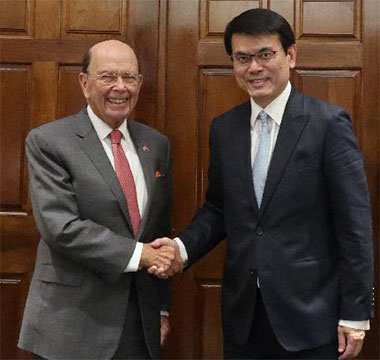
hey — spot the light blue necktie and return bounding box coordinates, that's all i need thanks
[253,110,271,207]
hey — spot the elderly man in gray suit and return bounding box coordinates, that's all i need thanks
[18,40,182,359]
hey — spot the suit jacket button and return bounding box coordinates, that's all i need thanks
[256,227,263,236]
[249,267,256,275]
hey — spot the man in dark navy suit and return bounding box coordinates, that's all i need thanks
[152,8,373,360]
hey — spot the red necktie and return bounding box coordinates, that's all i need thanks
[110,130,141,236]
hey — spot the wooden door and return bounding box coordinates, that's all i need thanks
[163,0,379,359]
[1,0,379,359]
[0,0,163,358]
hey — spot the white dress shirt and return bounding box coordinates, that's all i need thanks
[87,105,145,272]
[175,82,369,330]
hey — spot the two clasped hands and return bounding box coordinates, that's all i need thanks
[139,238,183,278]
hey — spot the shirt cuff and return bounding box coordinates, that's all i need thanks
[160,311,169,317]
[124,242,143,272]
[339,320,370,330]
[174,237,188,264]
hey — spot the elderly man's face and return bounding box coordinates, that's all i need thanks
[79,40,142,128]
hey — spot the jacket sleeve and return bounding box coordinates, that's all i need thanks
[323,109,373,320]
[179,118,226,266]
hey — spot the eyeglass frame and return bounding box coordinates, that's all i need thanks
[85,71,142,86]
[230,49,278,66]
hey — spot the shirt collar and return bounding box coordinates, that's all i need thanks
[87,105,128,141]
[250,81,292,128]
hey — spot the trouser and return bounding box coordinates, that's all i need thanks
[33,280,152,360]
[224,289,338,359]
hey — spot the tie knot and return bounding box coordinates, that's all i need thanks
[258,110,268,124]
[110,129,122,145]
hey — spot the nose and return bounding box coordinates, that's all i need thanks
[113,76,127,90]
[247,58,263,73]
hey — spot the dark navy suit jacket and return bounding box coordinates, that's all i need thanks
[180,87,373,351]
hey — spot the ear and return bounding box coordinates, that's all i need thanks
[287,44,297,69]
[137,74,143,93]
[78,72,90,100]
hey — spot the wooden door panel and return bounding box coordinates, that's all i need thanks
[199,70,248,201]
[165,0,379,359]
[292,70,362,134]
[63,0,128,38]
[1,0,378,359]
[0,0,34,37]
[57,66,86,119]
[0,0,161,358]
[0,66,31,212]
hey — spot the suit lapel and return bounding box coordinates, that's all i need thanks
[127,120,155,241]
[71,109,134,234]
[230,102,259,212]
[259,89,310,215]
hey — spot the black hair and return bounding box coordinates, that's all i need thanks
[224,8,295,55]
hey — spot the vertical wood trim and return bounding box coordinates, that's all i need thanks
[294,0,301,40]
[35,0,60,39]
[166,0,200,230]
[157,0,168,133]
[361,1,379,357]
[31,62,58,128]
[128,0,159,128]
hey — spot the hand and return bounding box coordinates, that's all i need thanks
[147,237,183,278]
[160,315,170,347]
[139,242,178,275]
[338,325,365,360]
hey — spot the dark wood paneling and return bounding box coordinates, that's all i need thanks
[268,0,295,28]
[0,1,161,359]
[128,0,160,129]
[30,62,58,128]
[165,0,379,359]
[166,0,199,233]
[0,0,379,359]
[62,0,128,38]
[57,66,85,119]
[0,65,30,212]
[34,0,59,39]
[360,1,380,357]
[301,0,359,38]
[199,69,248,202]
[0,0,34,37]
[195,280,223,359]
[293,69,361,135]
[197,42,362,68]
[0,39,100,63]
[201,0,260,38]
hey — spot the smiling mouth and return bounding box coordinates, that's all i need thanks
[107,98,128,104]
[248,78,267,86]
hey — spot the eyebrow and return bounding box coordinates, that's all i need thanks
[234,47,274,54]
[97,70,137,75]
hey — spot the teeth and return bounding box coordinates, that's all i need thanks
[108,98,126,104]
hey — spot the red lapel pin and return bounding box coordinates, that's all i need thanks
[155,170,164,178]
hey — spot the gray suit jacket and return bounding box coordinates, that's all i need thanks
[18,108,172,359]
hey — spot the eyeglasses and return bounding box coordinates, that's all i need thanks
[231,50,278,66]
[88,72,142,86]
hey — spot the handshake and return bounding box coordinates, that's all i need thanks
[139,238,184,278]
